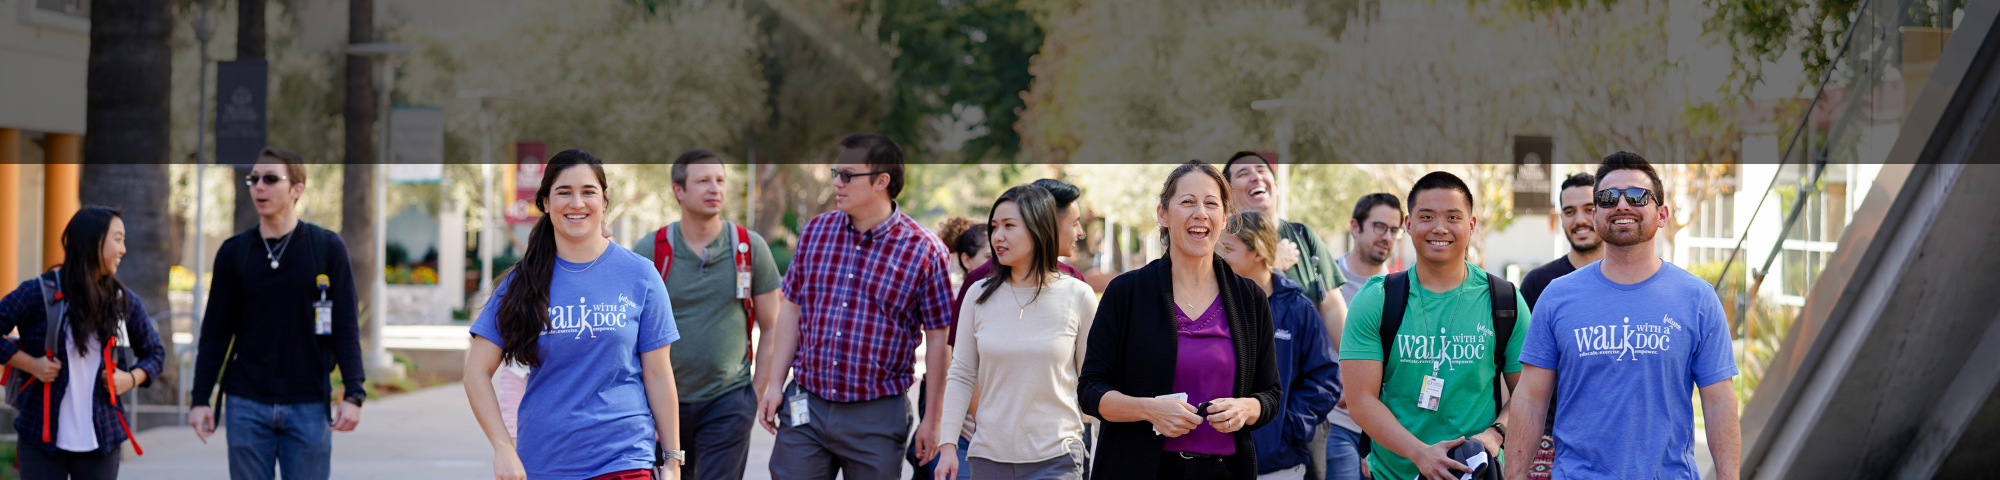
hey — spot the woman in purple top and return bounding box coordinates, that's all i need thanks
[1077,161,1282,480]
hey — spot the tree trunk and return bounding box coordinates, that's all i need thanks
[230,0,267,234]
[80,0,177,425]
[344,0,377,330]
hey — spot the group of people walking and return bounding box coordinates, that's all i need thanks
[0,131,1741,480]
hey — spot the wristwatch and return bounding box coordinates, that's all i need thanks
[663,449,686,464]
[343,391,367,407]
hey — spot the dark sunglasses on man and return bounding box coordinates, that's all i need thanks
[1594,187,1655,209]
[244,173,291,187]
[829,168,885,184]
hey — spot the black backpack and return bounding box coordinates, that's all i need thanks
[1357,270,1518,460]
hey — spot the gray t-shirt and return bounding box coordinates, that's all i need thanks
[1328,253,1385,433]
[633,222,782,404]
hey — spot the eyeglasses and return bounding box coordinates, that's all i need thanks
[829,168,886,185]
[1594,187,1656,208]
[1365,222,1403,239]
[244,174,291,186]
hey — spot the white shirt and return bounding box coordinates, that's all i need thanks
[56,329,102,452]
[938,276,1097,463]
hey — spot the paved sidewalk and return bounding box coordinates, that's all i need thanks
[119,382,902,479]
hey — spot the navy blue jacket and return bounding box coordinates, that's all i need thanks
[0,271,166,456]
[1251,273,1340,474]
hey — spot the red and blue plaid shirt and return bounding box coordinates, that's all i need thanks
[781,205,953,402]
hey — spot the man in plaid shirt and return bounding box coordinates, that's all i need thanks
[757,133,956,480]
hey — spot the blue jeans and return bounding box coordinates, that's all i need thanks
[1323,426,1363,480]
[905,435,971,480]
[225,395,332,480]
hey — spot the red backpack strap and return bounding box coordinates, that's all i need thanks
[653,226,674,281]
[733,223,756,358]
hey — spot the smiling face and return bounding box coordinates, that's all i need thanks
[831,149,890,213]
[1158,172,1228,259]
[1227,161,1277,213]
[248,160,303,217]
[99,216,126,277]
[674,162,728,218]
[1056,204,1082,258]
[1405,188,1476,267]
[1558,185,1602,254]
[1593,169,1668,248]
[988,200,1035,272]
[543,164,608,243]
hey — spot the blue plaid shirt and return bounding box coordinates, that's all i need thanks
[781,206,955,402]
[0,273,166,456]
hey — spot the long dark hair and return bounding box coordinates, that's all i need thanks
[975,185,1061,305]
[495,150,608,368]
[58,206,128,354]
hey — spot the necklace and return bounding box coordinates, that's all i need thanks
[557,252,604,273]
[262,227,295,270]
[1008,284,1024,318]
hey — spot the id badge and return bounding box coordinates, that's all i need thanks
[1418,375,1445,411]
[788,393,812,427]
[313,300,334,335]
[736,271,753,299]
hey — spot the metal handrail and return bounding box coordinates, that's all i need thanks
[1709,0,1890,321]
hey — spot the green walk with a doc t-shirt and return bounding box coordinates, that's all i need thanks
[1340,262,1530,480]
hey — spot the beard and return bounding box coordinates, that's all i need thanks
[1365,242,1392,264]
[1567,226,1602,254]
[1601,219,1656,247]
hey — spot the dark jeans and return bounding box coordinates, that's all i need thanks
[17,444,119,480]
[225,395,332,480]
[769,382,913,480]
[679,384,757,480]
[1156,453,1238,480]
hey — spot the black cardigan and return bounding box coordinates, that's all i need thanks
[1078,255,1282,480]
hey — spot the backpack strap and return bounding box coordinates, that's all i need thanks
[39,270,65,357]
[1377,271,1411,371]
[1487,272,1517,418]
[653,226,674,280]
[733,223,757,359]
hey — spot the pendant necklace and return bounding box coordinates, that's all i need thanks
[263,228,295,270]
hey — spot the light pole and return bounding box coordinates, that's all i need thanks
[1251,98,1308,221]
[346,42,417,383]
[187,0,219,423]
[456,89,507,304]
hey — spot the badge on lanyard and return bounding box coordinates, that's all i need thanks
[314,274,333,336]
[788,392,812,427]
[735,241,753,299]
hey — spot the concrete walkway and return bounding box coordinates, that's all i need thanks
[119,382,897,480]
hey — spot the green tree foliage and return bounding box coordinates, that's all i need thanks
[867,0,1045,161]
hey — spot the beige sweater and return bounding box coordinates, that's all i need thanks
[938,275,1098,463]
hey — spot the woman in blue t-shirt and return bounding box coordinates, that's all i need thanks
[465,150,685,480]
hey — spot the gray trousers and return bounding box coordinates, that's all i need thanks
[769,382,914,480]
[967,441,1086,480]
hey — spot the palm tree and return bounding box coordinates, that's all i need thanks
[343,0,377,319]
[79,0,178,415]
[230,0,266,233]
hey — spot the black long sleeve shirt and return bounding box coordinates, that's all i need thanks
[190,221,365,407]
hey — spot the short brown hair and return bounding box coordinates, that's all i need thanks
[1594,152,1665,203]
[257,147,308,185]
[670,149,722,187]
[1227,210,1280,269]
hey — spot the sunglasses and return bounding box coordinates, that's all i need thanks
[1594,187,1656,208]
[829,168,886,184]
[244,174,292,186]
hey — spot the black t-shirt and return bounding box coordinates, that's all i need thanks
[189,222,366,407]
[1520,255,1582,310]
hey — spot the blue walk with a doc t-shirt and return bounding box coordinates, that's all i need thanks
[471,243,680,480]
[1518,261,1737,480]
